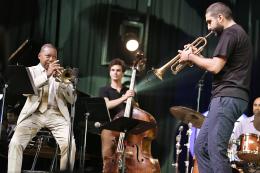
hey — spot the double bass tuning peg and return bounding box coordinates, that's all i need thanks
[133,51,146,72]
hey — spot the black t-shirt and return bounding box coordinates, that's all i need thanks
[212,24,253,101]
[99,85,128,119]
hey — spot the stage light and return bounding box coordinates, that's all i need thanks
[101,8,146,65]
[124,33,139,52]
[120,21,143,53]
[126,39,139,51]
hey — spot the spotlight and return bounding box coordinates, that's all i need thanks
[126,39,139,51]
[101,8,147,65]
[120,21,144,52]
[124,33,139,52]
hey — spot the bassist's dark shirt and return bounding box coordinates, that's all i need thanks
[99,85,128,119]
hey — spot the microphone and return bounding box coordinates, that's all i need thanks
[14,102,20,108]
[94,122,101,128]
[179,125,184,132]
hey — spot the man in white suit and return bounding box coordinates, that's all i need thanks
[8,44,76,173]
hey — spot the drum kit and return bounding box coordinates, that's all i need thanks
[229,133,260,173]
[170,106,260,173]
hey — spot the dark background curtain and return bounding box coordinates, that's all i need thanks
[1,0,259,172]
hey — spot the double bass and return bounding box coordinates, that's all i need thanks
[102,52,160,173]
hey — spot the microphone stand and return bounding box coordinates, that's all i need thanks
[196,71,207,111]
[193,71,207,143]
[66,77,78,172]
[80,112,90,173]
[0,83,8,140]
[191,71,207,171]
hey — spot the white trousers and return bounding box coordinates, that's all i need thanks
[8,109,76,173]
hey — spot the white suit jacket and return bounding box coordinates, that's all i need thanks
[16,63,74,125]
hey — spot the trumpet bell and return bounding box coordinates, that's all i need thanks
[55,68,75,84]
[152,68,164,80]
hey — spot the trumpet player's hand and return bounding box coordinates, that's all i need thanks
[59,82,70,90]
[47,60,61,78]
[184,44,198,52]
[178,46,193,63]
[53,67,64,78]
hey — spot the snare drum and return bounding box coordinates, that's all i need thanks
[237,133,260,162]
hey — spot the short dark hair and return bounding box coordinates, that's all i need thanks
[108,58,126,72]
[40,43,57,52]
[206,2,233,20]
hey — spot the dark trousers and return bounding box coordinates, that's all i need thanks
[194,97,248,173]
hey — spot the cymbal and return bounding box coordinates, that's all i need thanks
[169,106,205,128]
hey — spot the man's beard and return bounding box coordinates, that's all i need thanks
[212,24,224,36]
[254,109,260,115]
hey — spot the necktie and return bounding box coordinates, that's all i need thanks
[7,126,13,136]
[48,77,55,104]
[38,84,49,113]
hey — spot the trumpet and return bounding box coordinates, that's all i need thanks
[153,31,214,80]
[55,67,76,84]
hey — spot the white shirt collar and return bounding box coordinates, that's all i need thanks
[37,63,46,72]
[249,115,255,122]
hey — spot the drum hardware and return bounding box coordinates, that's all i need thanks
[228,138,240,163]
[172,125,184,173]
[169,100,205,173]
[184,123,193,173]
[170,85,206,173]
[247,162,260,173]
[231,167,244,173]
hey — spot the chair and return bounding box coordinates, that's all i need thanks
[23,128,59,173]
